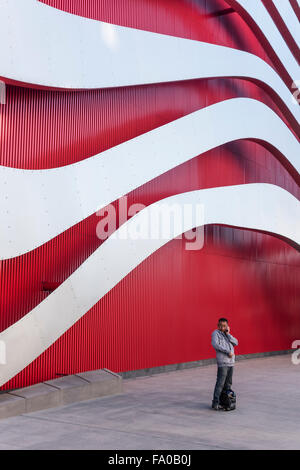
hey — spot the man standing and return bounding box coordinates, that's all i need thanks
[211,317,238,410]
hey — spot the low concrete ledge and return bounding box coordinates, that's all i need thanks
[0,393,26,420]
[119,349,294,379]
[0,350,292,419]
[0,369,122,420]
[9,383,61,414]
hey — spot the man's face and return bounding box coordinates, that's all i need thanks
[218,321,228,332]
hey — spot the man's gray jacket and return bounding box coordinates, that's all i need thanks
[211,329,238,367]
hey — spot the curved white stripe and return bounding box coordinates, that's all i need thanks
[230,0,299,84]
[0,98,299,261]
[0,0,298,128]
[0,183,299,387]
[273,0,300,49]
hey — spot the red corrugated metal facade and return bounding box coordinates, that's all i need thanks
[0,0,299,390]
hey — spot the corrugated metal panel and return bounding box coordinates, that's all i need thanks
[0,0,299,391]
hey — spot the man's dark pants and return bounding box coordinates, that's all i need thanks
[212,365,233,405]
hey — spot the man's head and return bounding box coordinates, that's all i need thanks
[218,317,228,332]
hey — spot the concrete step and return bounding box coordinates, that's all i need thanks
[0,368,122,420]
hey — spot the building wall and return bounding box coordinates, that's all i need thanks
[0,0,299,390]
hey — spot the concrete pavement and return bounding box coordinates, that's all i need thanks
[0,354,299,450]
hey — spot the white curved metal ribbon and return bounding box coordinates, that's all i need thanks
[230,0,299,84]
[0,98,299,260]
[0,183,299,386]
[273,0,300,49]
[0,0,298,128]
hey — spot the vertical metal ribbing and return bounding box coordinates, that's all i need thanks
[0,0,299,391]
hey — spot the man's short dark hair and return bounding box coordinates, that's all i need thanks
[218,317,228,324]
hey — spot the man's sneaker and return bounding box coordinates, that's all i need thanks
[211,403,223,410]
